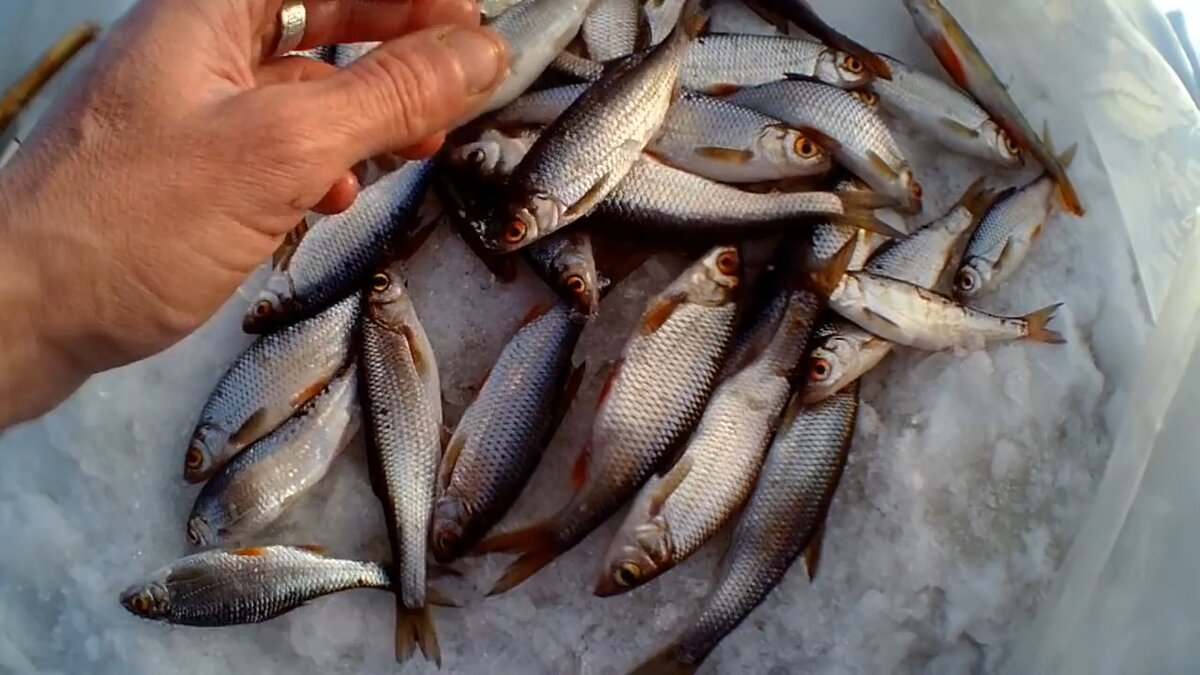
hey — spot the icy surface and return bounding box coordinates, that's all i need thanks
[2,0,1199,674]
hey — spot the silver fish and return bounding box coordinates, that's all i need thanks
[726,79,922,213]
[631,384,860,674]
[361,257,444,665]
[524,230,603,316]
[432,303,587,563]
[476,246,742,595]
[185,295,358,483]
[120,545,389,626]
[447,127,542,182]
[745,0,892,79]
[681,34,872,94]
[829,271,1065,351]
[495,3,704,252]
[595,246,838,596]
[244,161,433,334]
[955,149,1077,300]
[186,366,360,547]
[481,0,600,116]
[871,53,1021,167]
[332,42,379,67]
[582,0,642,61]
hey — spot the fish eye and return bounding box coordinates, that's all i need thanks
[853,90,878,106]
[809,358,833,382]
[956,269,977,292]
[467,148,487,166]
[184,447,205,470]
[131,594,150,613]
[615,562,641,587]
[503,220,528,245]
[794,137,819,159]
[566,275,587,295]
[843,56,864,74]
[715,250,739,276]
[371,273,391,293]
[252,301,272,318]
[1002,132,1021,157]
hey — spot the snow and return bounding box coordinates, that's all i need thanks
[2,0,1199,674]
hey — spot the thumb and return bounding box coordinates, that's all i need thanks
[302,25,508,163]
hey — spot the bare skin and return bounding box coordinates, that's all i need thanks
[0,0,508,426]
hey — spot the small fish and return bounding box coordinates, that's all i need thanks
[680,34,872,94]
[804,179,996,403]
[871,54,1020,167]
[955,147,1078,300]
[476,246,742,595]
[361,256,444,665]
[745,0,891,79]
[902,0,1084,215]
[726,80,922,213]
[480,0,603,117]
[631,384,860,674]
[244,161,434,334]
[827,271,1066,351]
[447,127,542,182]
[186,366,360,547]
[432,303,588,563]
[495,1,706,252]
[595,242,847,596]
[120,546,390,626]
[494,87,832,183]
[582,0,642,62]
[524,230,603,316]
[184,295,359,483]
[598,157,900,239]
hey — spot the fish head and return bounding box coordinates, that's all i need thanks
[690,245,741,305]
[801,327,888,404]
[430,496,472,563]
[983,121,1024,168]
[120,580,171,620]
[242,273,294,334]
[763,125,832,176]
[491,194,562,252]
[182,424,228,483]
[594,520,670,597]
[953,257,991,301]
[185,514,219,548]
[815,49,874,88]
[448,140,504,179]
[552,238,601,317]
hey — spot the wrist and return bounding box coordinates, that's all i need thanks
[0,168,90,426]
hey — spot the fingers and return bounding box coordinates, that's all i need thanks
[261,0,480,58]
[299,25,506,161]
[256,54,340,85]
[312,172,361,214]
[399,131,447,159]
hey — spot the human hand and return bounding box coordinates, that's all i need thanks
[0,0,508,425]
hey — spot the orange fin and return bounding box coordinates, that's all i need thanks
[1023,303,1066,344]
[297,544,327,555]
[427,586,460,608]
[927,33,969,88]
[400,325,433,380]
[565,174,614,220]
[832,191,906,239]
[597,360,622,409]
[648,455,693,517]
[570,443,591,492]
[290,376,331,409]
[519,303,552,327]
[702,83,742,96]
[488,544,562,596]
[548,362,587,440]
[802,522,826,581]
[230,547,269,557]
[866,150,901,182]
[229,409,272,450]
[395,603,441,666]
[807,238,856,297]
[640,292,687,336]
[694,146,755,164]
[473,522,551,556]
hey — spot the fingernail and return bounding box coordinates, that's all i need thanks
[442,27,506,95]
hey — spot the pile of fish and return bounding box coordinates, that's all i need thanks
[119,0,1082,671]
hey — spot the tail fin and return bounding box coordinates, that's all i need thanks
[1023,303,1066,344]
[629,644,699,675]
[472,523,563,596]
[1040,121,1084,217]
[832,191,906,239]
[807,238,855,297]
[395,602,442,666]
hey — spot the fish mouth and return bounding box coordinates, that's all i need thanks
[186,516,217,548]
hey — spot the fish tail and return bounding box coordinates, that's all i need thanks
[395,601,442,667]
[678,0,711,40]
[807,238,856,297]
[473,522,563,596]
[832,191,905,239]
[629,644,698,675]
[1041,121,1085,216]
[1023,303,1066,344]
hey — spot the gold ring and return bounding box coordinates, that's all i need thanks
[274,0,307,57]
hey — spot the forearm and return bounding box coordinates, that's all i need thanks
[0,169,89,427]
